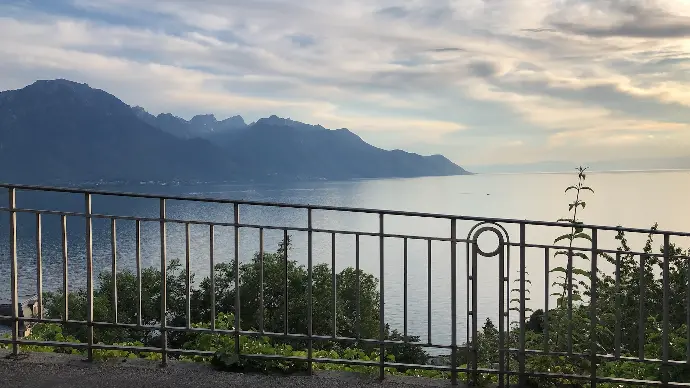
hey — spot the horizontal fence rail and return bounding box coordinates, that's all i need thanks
[1,183,690,387]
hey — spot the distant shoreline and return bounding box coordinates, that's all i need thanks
[471,168,690,176]
[3,168,688,192]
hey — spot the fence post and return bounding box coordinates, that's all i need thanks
[9,188,18,357]
[519,223,526,387]
[307,209,313,374]
[159,198,167,366]
[85,193,94,361]
[379,213,385,380]
[450,218,458,385]
[36,213,43,320]
[589,228,598,388]
[234,204,241,355]
[662,233,670,386]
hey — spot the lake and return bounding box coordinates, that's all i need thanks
[1,170,689,349]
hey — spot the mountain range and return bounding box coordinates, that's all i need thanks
[0,79,468,185]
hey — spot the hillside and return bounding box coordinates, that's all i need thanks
[0,79,468,184]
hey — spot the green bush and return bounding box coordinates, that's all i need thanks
[464,167,690,387]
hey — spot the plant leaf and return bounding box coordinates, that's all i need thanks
[573,232,592,242]
[572,268,591,277]
[555,234,574,244]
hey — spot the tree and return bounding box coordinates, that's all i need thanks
[42,235,428,366]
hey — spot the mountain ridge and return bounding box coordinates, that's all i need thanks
[0,79,242,184]
[0,79,469,185]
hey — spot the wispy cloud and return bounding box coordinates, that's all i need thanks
[549,0,690,38]
[1,0,689,166]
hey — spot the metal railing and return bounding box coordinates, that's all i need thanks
[1,183,690,387]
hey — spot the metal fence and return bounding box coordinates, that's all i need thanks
[1,183,690,387]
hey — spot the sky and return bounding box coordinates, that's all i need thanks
[1,0,690,167]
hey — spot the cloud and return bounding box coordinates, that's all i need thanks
[430,47,465,53]
[521,28,557,33]
[289,34,316,47]
[0,0,689,166]
[467,60,503,78]
[375,6,408,19]
[549,0,690,38]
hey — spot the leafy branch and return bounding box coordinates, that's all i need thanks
[552,166,594,307]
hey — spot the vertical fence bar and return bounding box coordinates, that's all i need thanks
[505,240,511,376]
[450,219,458,386]
[687,250,690,365]
[234,203,240,355]
[427,239,432,344]
[471,237,478,384]
[567,248,573,355]
[403,237,408,339]
[544,247,550,354]
[185,223,191,329]
[379,213,385,381]
[135,220,142,327]
[159,198,167,366]
[36,213,43,319]
[498,238,506,387]
[283,228,289,336]
[8,188,18,356]
[356,233,361,342]
[614,251,621,359]
[307,210,313,374]
[85,193,94,361]
[519,223,526,387]
[210,224,215,331]
[332,232,337,338]
[638,253,645,360]
[466,229,472,387]
[62,215,68,322]
[589,229,598,388]
[662,234,670,385]
[111,218,118,324]
[259,227,265,334]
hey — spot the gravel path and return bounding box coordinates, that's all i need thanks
[0,351,454,388]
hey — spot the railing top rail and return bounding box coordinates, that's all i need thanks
[2,182,689,237]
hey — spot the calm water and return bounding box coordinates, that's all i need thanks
[1,171,689,348]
